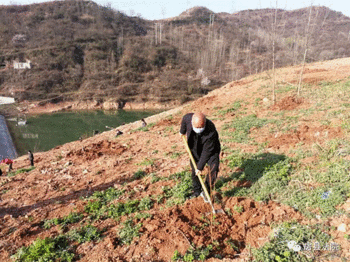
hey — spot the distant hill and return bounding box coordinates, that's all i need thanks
[0,1,350,108]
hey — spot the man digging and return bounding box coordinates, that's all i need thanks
[180,112,221,202]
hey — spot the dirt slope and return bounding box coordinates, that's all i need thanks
[2,58,350,261]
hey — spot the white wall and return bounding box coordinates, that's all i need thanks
[0,96,15,105]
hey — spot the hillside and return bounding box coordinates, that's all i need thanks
[1,2,350,111]
[2,58,350,261]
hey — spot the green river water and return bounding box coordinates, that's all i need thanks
[7,110,160,156]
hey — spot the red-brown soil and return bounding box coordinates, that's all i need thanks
[271,95,305,111]
[2,58,350,261]
[265,124,343,150]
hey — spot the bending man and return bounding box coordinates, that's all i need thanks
[180,112,221,200]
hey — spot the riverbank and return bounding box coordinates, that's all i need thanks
[14,100,181,116]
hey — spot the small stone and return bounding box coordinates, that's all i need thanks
[4,214,12,220]
[337,223,347,232]
[64,161,72,167]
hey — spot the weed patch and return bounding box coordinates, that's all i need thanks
[15,166,36,174]
[138,197,154,211]
[107,199,140,219]
[89,187,124,204]
[12,235,75,262]
[131,123,156,133]
[67,225,102,244]
[283,184,349,218]
[132,169,148,179]
[165,171,193,206]
[118,219,141,245]
[214,100,242,116]
[222,115,270,143]
[172,244,213,261]
[220,152,290,200]
[252,222,336,262]
[249,160,291,202]
[43,212,83,229]
[137,158,155,167]
[7,166,36,177]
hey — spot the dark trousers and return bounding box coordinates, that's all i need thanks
[190,153,219,195]
[30,159,34,166]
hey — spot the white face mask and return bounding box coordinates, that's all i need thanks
[193,126,205,134]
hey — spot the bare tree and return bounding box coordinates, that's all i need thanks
[297,6,313,96]
[272,1,278,104]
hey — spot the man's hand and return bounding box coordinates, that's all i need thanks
[195,169,201,177]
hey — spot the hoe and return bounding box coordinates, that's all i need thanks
[182,135,224,214]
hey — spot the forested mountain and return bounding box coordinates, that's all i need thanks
[1,1,349,106]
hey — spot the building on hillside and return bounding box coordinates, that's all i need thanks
[0,96,15,105]
[13,59,31,70]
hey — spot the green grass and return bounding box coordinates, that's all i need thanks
[275,84,295,94]
[214,100,242,116]
[132,169,148,179]
[150,173,162,183]
[165,171,193,206]
[67,225,102,244]
[89,187,124,204]
[12,235,75,262]
[233,205,244,213]
[281,141,350,218]
[43,212,84,229]
[138,197,154,211]
[13,223,104,261]
[131,123,156,133]
[7,166,36,177]
[282,183,349,218]
[248,160,292,202]
[229,152,287,182]
[84,187,125,219]
[252,222,334,262]
[137,158,156,167]
[222,114,270,143]
[118,219,141,245]
[217,152,289,199]
[220,145,350,218]
[172,245,213,261]
[106,199,140,219]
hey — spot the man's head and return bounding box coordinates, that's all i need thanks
[192,112,206,134]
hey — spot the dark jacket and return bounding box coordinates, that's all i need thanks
[28,151,33,161]
[180,113,221,170]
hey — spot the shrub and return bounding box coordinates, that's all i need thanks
[151,46,177,68]
[12,236,74,262]
[43,212,84,229]
[249,160,291,202]
[67,225,102,243]
[166,171,193,206]
[252,222,332,262]
[118,219,141,245]
[224,114,270,143]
